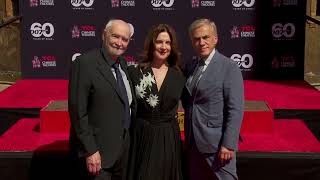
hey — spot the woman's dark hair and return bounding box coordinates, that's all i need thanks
[139,24,181,71]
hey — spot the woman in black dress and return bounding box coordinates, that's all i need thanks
[127,24,185,180]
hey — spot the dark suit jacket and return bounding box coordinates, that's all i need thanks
[182,50,244,153]
[68,47,136,168]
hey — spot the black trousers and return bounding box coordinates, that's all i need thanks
[72,130,130,180]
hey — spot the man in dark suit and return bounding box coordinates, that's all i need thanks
[68,19,136,180]
[182,18,244,180]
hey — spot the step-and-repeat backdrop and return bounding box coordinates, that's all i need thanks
[20,0,306,80]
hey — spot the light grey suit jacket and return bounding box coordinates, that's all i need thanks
[183,50,244,153]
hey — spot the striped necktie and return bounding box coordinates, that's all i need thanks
[188,60,205,94]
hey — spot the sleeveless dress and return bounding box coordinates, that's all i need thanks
[127,66,185,180]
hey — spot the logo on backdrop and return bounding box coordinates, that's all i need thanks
[30,0,38,7]
[71,25,96,38]
[230,54,254,71]
[30,0,54,7]
[230,25,255,39]
[111,0,135,7]
[272,0,298,7]
[124,55,137,66]
[111,0,120,7]
[71,0,94,10]
[32,55,57,68]
[191,0,216,8]
[272,23,295,40]
[232,0,255,10]
[72,53,82,61]
[151,0,175,10]
[30,22,54,40]
[271,55,296,69]
[272,0,281,7]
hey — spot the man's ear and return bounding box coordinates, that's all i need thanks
[102,30,109,41]
[214,36,218,46]
[102,31,105,41]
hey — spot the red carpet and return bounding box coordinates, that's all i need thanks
[239,120,320,152]
[0,80,68,108]
[0,118,319,152]
[245,80,320,109]
[0,80,319,153]
[1,80,320,109]
[0,119,68,151]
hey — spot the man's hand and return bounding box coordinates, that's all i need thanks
[86,151,101,176]
[218,146,234,165]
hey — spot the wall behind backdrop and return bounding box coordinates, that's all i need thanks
[20,0,306,80]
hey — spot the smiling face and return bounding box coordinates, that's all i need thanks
[153,32,171,62]
[191,24,218,59]
[103,20,131,59]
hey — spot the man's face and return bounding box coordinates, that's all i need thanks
[103,22,130,59]
[191,24,218,59]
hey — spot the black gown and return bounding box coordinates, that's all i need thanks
[127,66,185,180]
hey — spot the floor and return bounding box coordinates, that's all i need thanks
[0,83,10,92]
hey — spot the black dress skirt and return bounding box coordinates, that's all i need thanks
[127,66,185,180]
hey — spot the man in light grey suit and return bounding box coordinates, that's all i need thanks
[182,18,244,180]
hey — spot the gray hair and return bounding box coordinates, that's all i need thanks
[188,18,217,38]
[104,19,134,38]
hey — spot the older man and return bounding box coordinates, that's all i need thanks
[182,18,244,180]
[68,19,136,180]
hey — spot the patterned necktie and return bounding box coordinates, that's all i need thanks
[188,60,205,94]
[113,62,131,129]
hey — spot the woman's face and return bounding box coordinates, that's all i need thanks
[153,32,171,62]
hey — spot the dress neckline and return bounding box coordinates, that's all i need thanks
[148,66,170,95]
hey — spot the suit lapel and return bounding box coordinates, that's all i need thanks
[186,59,199,94]
[98,48,124,103]
[194,51,220,94]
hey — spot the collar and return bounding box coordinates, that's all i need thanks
[101,47,118,67]
[202,48,216,66]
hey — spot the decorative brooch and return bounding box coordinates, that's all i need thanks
[135,72,159,108]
